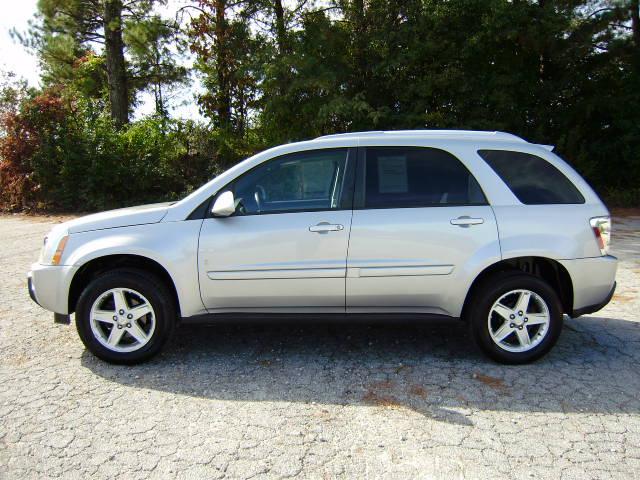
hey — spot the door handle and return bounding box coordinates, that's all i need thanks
[309,222,344,233]
[450,216,484,227]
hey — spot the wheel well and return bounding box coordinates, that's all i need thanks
[462,256,573,319]
[68,254,180,315]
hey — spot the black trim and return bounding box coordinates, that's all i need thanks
[571,281,616,318]
[181,312,459,325]
[54,313,71,325]
[353,146,489,210]
[186,196,214,220]
[27,276,39,306]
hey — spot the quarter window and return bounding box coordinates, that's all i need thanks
[478,150,585,205]
[363,147,487,208]
[232,149,349,215]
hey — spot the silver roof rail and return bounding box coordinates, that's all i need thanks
[314,130,528,143]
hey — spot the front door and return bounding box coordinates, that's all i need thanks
[346,146,501,316]
[198,148,355,312]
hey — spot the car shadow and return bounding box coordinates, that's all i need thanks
[80,316,640,426]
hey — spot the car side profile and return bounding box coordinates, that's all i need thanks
[27,130,617,364]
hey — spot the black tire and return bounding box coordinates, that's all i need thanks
[467,271,563,364]
[75,269,176,365]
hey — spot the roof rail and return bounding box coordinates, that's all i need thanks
[314,130,527,143]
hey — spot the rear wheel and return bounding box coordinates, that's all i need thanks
[468,272,563,364]
[76,269,176,364]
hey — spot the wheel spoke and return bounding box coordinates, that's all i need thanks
[107,326,125,347]
[493,322,514,342]
[525,313,548,325]
[515,291,531,314]
[129,303,152,321]
[493,303,513,321]
[113,289,129,312]
[127,321,148,344]
[93,310,116,324]
[515,327,531,347]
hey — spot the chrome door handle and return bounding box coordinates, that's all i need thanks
[309,222,344,233]
[450,216,484,227]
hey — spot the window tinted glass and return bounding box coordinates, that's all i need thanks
[233,149,348,214]
[364,147,486,208]
[478,150,585,205]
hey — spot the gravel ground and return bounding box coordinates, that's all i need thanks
[1,213,639,480]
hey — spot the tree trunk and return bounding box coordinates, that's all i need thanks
[632,0,640,49]
[104,0,128,128]
[215,0,232,129]
[274,0,288,54]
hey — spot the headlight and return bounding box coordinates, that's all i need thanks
[40,228,70,265]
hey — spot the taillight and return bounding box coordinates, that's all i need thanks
[590,216,611,256]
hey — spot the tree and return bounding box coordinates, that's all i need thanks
[28,0,187,127]
[104,0,128,126]
[126,15,188,117]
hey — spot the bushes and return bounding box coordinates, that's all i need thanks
[0,88,218,212]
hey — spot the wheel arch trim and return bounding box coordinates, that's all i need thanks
[461,256,574,320]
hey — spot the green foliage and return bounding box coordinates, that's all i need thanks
[0,87,215,211]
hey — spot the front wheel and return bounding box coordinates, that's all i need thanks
[468,272,563,364]
[75,269,176,364]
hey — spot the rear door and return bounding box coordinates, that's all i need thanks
[346,146,501,316]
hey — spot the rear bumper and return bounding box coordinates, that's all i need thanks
[571,281,616,318]
[27,263,77,315]
[559,255,618,318]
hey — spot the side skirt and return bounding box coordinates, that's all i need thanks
[180,312,460,326]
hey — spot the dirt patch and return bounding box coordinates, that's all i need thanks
[473,373,508,392]
[612,293,636,304]
[409,384,428,398]
[362,380,404,408]
[362,391,403,408]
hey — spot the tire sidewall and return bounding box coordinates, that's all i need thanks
[470,273,563,364]
[76,270,175,364]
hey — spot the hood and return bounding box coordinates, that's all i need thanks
[63,202,173,234]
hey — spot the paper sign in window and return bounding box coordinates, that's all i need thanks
[377,156,408,193]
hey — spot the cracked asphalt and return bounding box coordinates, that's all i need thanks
[1,213,639,479]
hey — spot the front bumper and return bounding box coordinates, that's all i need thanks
[27,263,78,316]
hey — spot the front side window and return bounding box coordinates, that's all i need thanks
[363,147,487,208]
[232,148,349,215]
[478,150,585,205]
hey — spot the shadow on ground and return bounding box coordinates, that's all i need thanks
[81,316,640,425]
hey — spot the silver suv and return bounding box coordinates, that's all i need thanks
[28,130,617,364]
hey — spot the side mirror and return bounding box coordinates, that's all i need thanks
[211,191,236,217]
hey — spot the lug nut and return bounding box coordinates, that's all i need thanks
[509,323,515,328]
[509,314,515,319]
[126,323,131,328]
[112,315,118,321]
[518,326,523,330]
[117,324,123,329]
[524,317,528,322]
[518,311,523,316]
[127,314,133,319]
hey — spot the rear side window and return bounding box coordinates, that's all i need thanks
[478,150,584,205]
[363,147,487,208]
